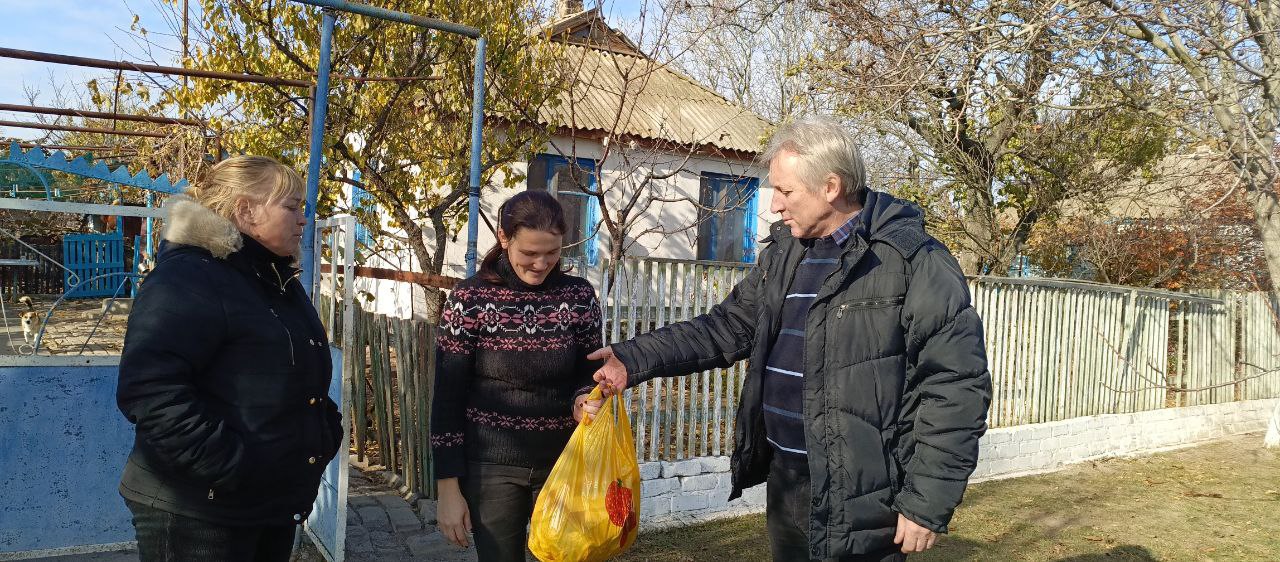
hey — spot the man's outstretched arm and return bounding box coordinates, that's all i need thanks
[592,262,765,394]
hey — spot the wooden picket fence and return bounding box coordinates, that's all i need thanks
[1238,291,1280,401]
[595,259,1280,460]
[596,258,752,462]
[339,258,1280,498]
[343,307,438,499]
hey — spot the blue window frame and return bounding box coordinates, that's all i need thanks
[698,172,759,263]
[527,154,600,266]
[350,170,373,247]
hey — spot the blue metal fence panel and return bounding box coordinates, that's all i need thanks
[63,233,126,298]
[0,362,134,554]
[306,346,349,562]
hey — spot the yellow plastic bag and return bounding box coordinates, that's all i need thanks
[529,387,640,561]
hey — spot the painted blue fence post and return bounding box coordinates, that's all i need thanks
[465,37,488,277]
[300,9,337,298]
[145,192,154,259]
[131,235,141,297]
[585,165,600,267]
[743,177,759,263]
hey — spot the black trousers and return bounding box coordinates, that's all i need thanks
[461,461,552,562]
[124,499,296,562]
[766,459,907,562]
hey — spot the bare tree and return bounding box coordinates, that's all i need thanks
[658,0,829,122]
[1081,1,1280,297]
[811,0,1171,275]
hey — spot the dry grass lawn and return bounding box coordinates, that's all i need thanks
[618,433,1280,561]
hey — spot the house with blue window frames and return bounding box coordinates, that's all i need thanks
[346,3,774,317]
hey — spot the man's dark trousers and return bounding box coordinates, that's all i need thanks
[767,458,907,562]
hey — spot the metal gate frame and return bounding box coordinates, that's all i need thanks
[306,216,356,562]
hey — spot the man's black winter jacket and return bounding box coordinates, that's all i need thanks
[612,191,992,558]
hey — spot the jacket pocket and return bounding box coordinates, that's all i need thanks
[828,296,907,371]
[833,296,905,318]
[234,430,293,486]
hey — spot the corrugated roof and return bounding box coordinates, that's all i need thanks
[1060,147,1237,220]
[536,43,773,155]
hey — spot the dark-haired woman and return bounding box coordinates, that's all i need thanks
[430,191,604,561]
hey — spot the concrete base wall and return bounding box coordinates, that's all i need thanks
[637,398,1280,530]
[970,398,1278,482]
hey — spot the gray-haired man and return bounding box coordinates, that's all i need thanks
[588,117,991,560]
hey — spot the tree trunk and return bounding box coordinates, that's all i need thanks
[957,192,998,276]
[1248,187,1280,302]
[393,208,445,321]
[1265,400,1280,448]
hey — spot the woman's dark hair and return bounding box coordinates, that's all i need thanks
[477,190,568,284]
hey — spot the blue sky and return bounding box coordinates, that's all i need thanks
[0,0,647,140]
[0,0,181,139]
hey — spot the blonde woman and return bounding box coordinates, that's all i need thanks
[116,156,341,561]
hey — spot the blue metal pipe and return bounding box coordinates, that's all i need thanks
[292,0,479,37]
[300,9,336,297]
[464,37,487,277]
[144,191,154,258]
[289,0,487,278]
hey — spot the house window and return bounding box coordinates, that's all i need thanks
[697,173,759,263]
[527,154,600,266]
[350,170,373,247]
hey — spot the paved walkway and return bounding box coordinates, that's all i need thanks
[324,468,476,562]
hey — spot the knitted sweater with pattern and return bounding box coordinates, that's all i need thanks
[429,259,602,479]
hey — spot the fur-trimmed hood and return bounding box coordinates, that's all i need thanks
[161,194,243,259]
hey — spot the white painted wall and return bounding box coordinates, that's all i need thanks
[349,135,773,318]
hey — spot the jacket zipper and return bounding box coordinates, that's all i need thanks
[835,297,906,318]
[270,263,287,294]
[208,488,215,500]
[270,308,296,365]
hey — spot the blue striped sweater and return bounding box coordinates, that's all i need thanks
[762,213,860,465]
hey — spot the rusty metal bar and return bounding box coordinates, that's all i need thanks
[318,263,459,290]
[0,47,312,88]
[0,47,435,87]
[0,119,170,139]
[15,143,138,152]
[0,103,204,127]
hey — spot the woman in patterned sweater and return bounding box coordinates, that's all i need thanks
[431,191,603,561]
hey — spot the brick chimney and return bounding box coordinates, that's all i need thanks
[556,0,585,18]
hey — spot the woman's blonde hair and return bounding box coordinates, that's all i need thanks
[188,155,305,220]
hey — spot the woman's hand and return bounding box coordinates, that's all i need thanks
[574,393,603,422]
[436,478,472,548]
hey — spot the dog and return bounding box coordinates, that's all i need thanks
[136,253,155,277]
[18,295,44,344]
[134,253,155,291]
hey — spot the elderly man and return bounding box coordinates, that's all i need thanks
[588,117,991,561]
